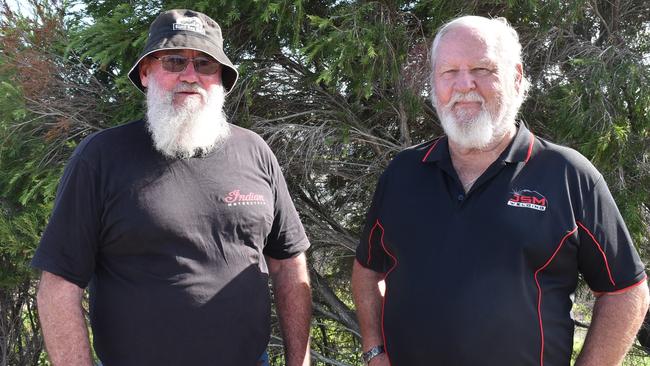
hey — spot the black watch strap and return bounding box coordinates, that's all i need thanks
[362,345,385,364]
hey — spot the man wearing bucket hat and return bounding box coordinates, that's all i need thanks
[32,9,312,366]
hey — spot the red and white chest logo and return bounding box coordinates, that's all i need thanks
[223,189,267,207]
[507,190,547,212]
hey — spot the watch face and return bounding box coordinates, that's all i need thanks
[362,345,385,363]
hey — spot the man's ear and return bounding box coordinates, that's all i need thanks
[514,63,523,93]
[139,58,151,88]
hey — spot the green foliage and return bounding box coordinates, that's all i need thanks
[0,2,83,361]
[0,136,60,287]
[0,1,64,288]
[0,205,51,287]
[69,4,145,70]
[535,20,650,247]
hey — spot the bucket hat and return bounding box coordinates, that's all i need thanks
[128,9,238,93]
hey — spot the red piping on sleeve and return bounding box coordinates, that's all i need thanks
[367,221,381,267]
[576,221,616,287]
[376,220,397,366]
[524,133,535,163]
[421,138,441,162]
[534,226,578,366]
[593,276,647,296]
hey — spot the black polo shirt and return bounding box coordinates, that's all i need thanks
[356,124,646,366]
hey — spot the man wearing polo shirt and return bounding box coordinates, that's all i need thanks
[32,9,311,366]
[352,15,649,366]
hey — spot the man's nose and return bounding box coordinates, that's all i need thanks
[454,70,476,93]
[179,61,200,83]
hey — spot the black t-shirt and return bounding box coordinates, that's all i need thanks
[356,124,646,366]
[32,120,310,365]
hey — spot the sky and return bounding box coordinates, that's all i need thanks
[4,0,36,17]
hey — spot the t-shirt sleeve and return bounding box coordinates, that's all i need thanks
[577,177,646,293]
[262,153,310,259]
[355,175,391,273]
[31,154,101,288]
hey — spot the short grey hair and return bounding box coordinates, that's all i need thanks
[429,16,530,111]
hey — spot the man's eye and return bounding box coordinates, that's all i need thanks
[474,68,492,75]
[194,58,212,66]
[440,70,457,78]
[166,56,187,66]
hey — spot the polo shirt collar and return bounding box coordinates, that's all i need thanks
[420,136,450,163]
[501,123,535,163]
[421,122,535,164]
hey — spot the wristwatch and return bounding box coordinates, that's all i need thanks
[362,345,385,364]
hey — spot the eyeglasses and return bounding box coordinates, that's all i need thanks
[149,54,221,75]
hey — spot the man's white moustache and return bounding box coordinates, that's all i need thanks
[174,83,205,94]
[449,92,484,104]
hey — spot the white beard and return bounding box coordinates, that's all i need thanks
[437,91,511,150]
[145,78,230,159]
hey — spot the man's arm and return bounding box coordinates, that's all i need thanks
[351,260,389,366]
[575,280,650,366]
[268,253,311,366]
[36,271,93,366]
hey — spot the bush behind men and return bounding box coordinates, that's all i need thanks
[33,9,311,366]
[352,15,649,366]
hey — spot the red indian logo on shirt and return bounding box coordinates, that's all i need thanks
[223,189,267,206]
[507,190,547,212]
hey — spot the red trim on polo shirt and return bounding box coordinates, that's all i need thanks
[593,276,647,296]
[375,220,397,366]
[534,226,578,366]
[367,221,381,267]
[524,133,535,163]
[576,221,616,287]
[421,138,441,162]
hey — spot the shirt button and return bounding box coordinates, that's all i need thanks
[457,194,464,201]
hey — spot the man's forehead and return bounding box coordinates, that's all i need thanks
[434,28,498,66]
[439,26,493,49]
[152,49,214,59]
[436,56,496,67]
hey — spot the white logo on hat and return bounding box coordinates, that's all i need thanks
[172,17,206,35]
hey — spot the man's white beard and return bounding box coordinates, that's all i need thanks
[145,78,230,159]
[437,91,511,150]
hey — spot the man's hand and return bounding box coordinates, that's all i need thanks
[37,271,93,366]
[268,253,311,366]
[368,353,390,366]
[575,280,650,366]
